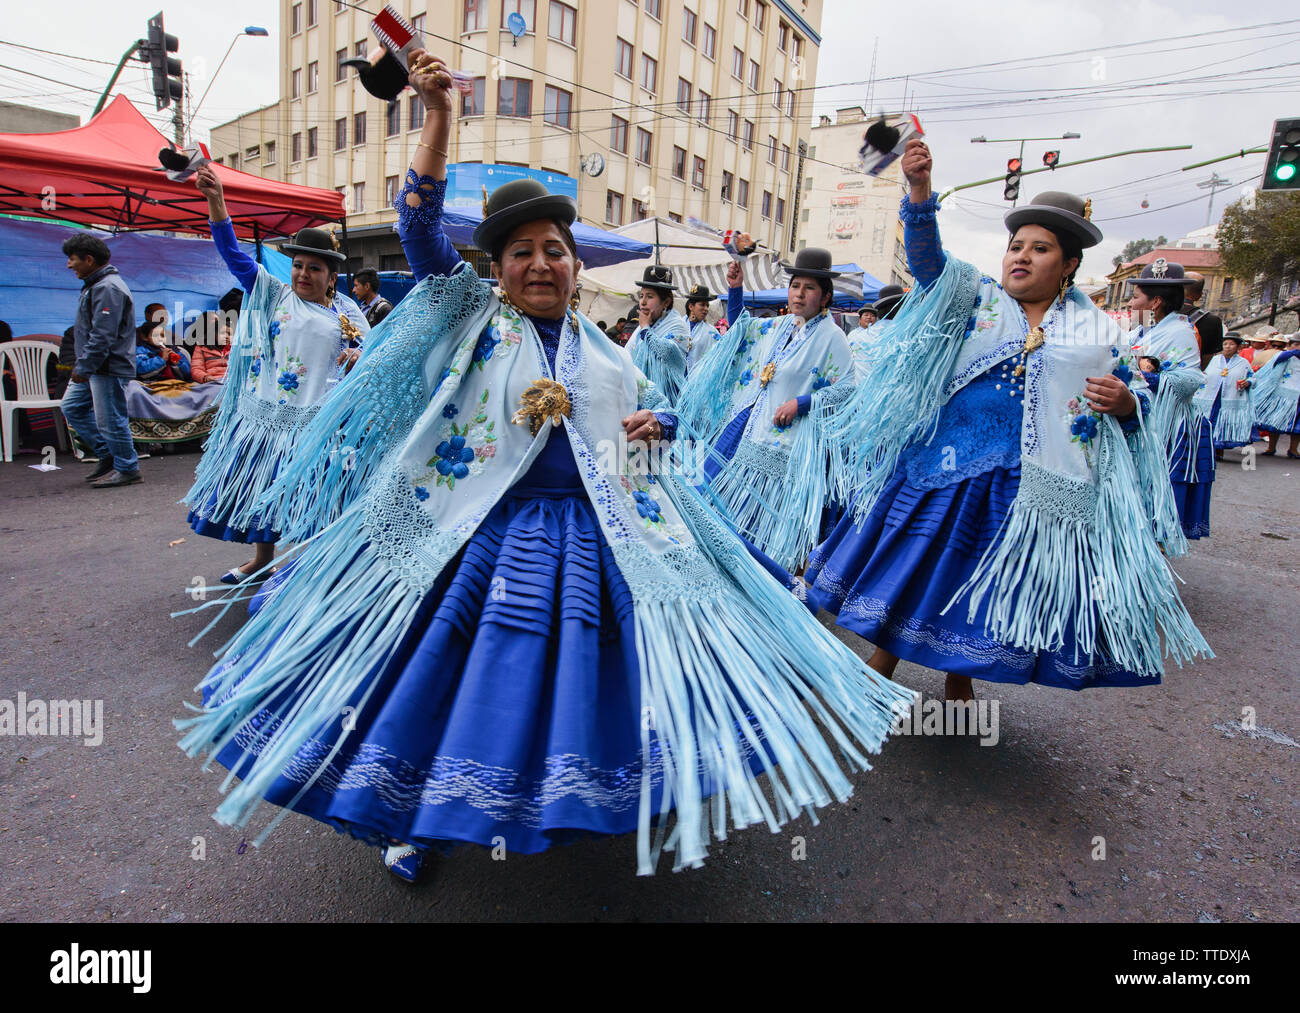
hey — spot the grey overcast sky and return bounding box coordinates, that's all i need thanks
[3,0,1297,281]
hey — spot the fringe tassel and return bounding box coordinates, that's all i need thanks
[1212,398,1254,445]
[676,313,751,443]
[1254,390,1300,432]
[1126,397,1189,558]
[632,340,686,409]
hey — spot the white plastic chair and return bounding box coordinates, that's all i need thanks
[0,340,71,462]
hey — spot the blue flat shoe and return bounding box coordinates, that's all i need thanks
[382,844,424,882]
[219,568,252,585]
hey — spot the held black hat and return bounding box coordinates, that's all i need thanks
[343,50,409,103]
[870,283,906,317]
[682,283,720,304]
[472,178,578,255]
[780,246,841,280]
[638,264,676,293]
[1134,257,1188,287]
[1004,191,1103,248]
[281,226,347,264]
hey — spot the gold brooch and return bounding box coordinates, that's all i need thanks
[1013,326,1046,377]
[511,377,571,437]
[1082,198,1092,221]
[340,314,362,343]
[759,363,776,387]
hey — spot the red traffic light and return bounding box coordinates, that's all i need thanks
[1043,150,1060,169]
[1007,157,1022,173]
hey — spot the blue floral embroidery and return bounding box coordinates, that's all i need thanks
[1112,361,1133,385]
[435,435,476,480]
[268,321,281,339]
[278,370,299,391]
[442,403,459,419]
[413,485,429,501]
[633,489,662,522]
[739,367,754,387]
[811,374,832,392]
[471,327,500,370]
[250,359,261,377]
[1070,413,1098,443]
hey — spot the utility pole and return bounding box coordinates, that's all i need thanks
[1196,172,1231,227]
[972,132,1082,207]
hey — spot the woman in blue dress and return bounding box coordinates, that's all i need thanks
[625,265,691,406]
[177,49,910,883]
[185,163,370,583]
[805,138,1208,702]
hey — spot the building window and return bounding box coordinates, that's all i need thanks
[692,156,706,188]
[747,60,759,91]
[767,135,777,163]
[307,62,318,93]
[606,189,623,225]
[676,78,692,115]
[698,91,711,123]
[461,77,486,116]
[635,127,653,165]
[265,140,276,165]
[353,111,366,145]
[334,117,346,151]
[781,143,791,171]
[632,198,649,221]
[291,68,302,99]
[1222,277,1234,299]
[544,85,572,128]
[737,178,750,209]
[409,96,425,130]
[291,132,302,162]
[548,2,577,46]
[726,110,739,141]
[228,153,239,171]
[307,0,318,27]
[307,126,317,158]
[640,54,657,94]
[336,47,348,82]
[772,79,782,108]
[668,211,683,223]
[755,1,767,32]
[501,0,535,28]
[464,0,485,32]
[499,78,532,117]
[776,196,785,224]
[352,182,365,214]
[386,101,400,136]
[742,119,754,151]
[682,8,697,46]
[291,2,302,35]
[385,174,400,207]
[762,190,772,218]
[721,170,733,202]
[778,21,789,51]
[702,23,716,60]
[672,145,686,180]
[645,0,662,19]
[785,89,795,117]
[737,0,748,20]
[731,47,744,80]
[615,38,633,79]
[610,114,628,153]
[794,36,803,59]
[412,13,426,34]
[354,40,367,69]
[245,144,259,162]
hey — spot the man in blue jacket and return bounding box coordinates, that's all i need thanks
[61,233,141,487]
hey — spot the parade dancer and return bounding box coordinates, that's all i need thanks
[1130,260,1215,541]
[804,138,1208,700]
[1252,334,1300,458]
[682,284,722,369]
[185,165,370,584]
[677,252,856,570]
[625,266,690,406]
[1195,333,1254,458]
[176,49,911,884]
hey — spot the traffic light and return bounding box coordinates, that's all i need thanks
[1004,157,1022,202]
[1043,150,1060,170]
[1262,117,1300,191]
[146,11,182,111]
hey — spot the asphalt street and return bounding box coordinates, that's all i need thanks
[1,440,1296,922]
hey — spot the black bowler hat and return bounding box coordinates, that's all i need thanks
[1005,191,1103,248]
[682,283,719,304]
[638,264,676,293]
[871,284,906,318]
[343,50,409,103]
[1134,258,1188,287]
[281,226,347,264]
[781,247,841,280]
[472,178,578,254]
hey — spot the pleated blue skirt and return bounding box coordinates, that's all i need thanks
[806,463,1152,691]
[1170,406,1215,541]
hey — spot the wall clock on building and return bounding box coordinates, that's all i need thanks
[581,153,605,178]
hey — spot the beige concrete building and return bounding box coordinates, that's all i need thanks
[208,0,825,270]
[801,107,911,288]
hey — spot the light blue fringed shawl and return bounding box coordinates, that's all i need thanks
[684,310,855,569]
[810,253,1209,678]
[1249,350,1300,430]
[626,309,690,407]
[184,266,371,534]
[1132,314,1209,485]
[178,263,913,875]
[688,318,721,369]
[1195,352,1254,445]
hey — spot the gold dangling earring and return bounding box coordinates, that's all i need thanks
[1059,275,1069,302]
[570,289,580,311]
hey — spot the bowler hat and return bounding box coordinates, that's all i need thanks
[638,264,676,293]
[781,247,841,280]
[281,227,346,264]
[682,283,719,304]
[1133,258,1188,288]
[871,283,906,318]
[1005,191,1102,249]
[472,178,578,255]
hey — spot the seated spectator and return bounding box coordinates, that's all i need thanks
[135,320,192,381]
[191,314,233,383]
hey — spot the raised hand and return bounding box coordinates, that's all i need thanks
[195,163,227,220]
[408,48,455,114]
[901,138,932,200]
[726,260,743,289]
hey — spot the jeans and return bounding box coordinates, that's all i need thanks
[61,375,139,474]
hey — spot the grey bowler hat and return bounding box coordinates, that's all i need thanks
[1004,191,1103,248]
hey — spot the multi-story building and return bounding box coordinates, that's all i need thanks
[802,106,912,288]
[1105,246,1236,318]
[208,0,825,271]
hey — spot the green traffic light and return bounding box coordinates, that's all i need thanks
[1276,163,1297,182]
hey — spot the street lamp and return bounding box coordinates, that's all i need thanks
[189,26,270,130]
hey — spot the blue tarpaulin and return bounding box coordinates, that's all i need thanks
[437,207,653,269]
[739,264,885,311]
[0,216,290,339]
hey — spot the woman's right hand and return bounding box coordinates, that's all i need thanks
[408,48,455,114]
[901,138,932,201]
[195,163,223,200]
[726,260,743,289]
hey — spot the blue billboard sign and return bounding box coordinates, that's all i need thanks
[444,163,578,212]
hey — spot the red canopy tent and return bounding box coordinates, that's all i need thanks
[0,95,344,240]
